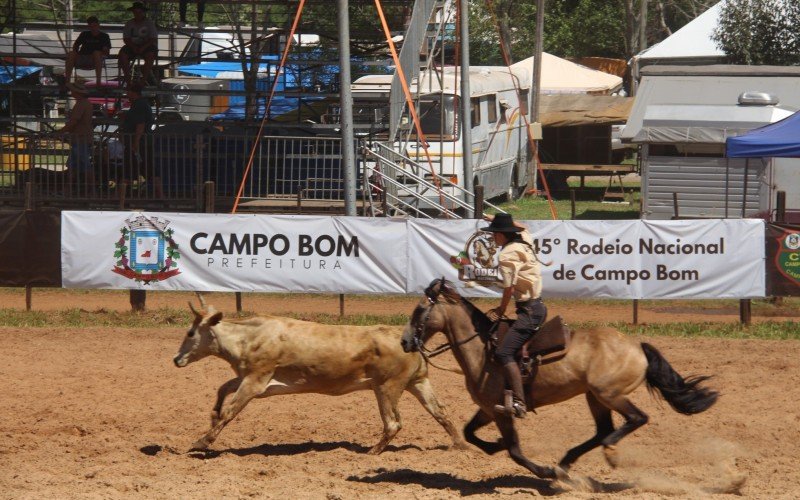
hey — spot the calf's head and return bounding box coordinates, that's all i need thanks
[173,300,224,367]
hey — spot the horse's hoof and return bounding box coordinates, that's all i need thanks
[603,445,619,468]
[367,445,385,455]
[554,465,571,481]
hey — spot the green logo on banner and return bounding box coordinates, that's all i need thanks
[776,231,800,285]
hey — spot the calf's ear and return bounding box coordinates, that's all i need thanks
[207,311,223,326]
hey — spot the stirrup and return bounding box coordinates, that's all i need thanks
[494,389,526,418]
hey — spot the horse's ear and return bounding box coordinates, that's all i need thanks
[440,276,448,291]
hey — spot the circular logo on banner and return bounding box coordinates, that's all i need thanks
[786,233,800,250]
[450,229,501,286]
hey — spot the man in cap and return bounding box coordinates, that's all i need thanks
[64,16,111,86]
[56,80,95,194]
[119,2,158,86]
[481,213,546,419]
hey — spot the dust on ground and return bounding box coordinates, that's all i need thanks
[1,290,799,499]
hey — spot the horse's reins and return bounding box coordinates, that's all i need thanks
[413,288,484,374]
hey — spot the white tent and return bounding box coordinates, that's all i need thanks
[633,1,726,71]
[511,53,623,95]
[354,52,623,97]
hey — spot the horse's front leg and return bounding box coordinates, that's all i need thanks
[495,416,563,480]
[210,377,241,427]
[463,409,504,455]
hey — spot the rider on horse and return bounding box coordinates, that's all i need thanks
[482,213,546,419]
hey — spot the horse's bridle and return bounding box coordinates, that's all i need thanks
[411,279,482,362]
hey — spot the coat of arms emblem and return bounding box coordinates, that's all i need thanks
[112,215,181,284]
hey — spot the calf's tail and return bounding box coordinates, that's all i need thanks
[641,342,719,415]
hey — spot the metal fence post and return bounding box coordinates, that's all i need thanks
[739,299,751,326]
[474,185,484,217]
[203,181,215,213]
[776,190,786,223]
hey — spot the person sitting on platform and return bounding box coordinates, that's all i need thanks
[119,2,158,86]
[64,16,111,87]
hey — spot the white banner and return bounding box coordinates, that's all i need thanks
[61,212,765,298]
[61,212,407,293]
[407,218,765,298]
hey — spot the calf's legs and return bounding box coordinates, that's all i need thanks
[192,372,273,450]
[368,379,406,454]
[407,378,467,450]
[210,377,241,426]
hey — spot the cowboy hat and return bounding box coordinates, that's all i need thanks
[127,2,148,11]
[65,81,89,95]
[480,213,522,233]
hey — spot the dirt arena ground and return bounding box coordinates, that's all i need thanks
[1,290,799,499]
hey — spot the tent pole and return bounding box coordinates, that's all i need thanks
[742,158,749,218]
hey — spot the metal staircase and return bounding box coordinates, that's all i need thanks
[362,141,504,218]
[370,0,463,218]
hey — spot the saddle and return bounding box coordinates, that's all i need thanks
[490,315,572,379]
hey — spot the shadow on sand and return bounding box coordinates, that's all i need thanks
[138,440,436,459]
[347,467,634,496]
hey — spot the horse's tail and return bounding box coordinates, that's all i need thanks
[641,342,718,415]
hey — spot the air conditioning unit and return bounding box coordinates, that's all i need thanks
[161,77,229,121]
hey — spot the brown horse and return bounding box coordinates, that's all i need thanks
[400,278,718,480]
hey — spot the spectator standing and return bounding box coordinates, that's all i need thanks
[64,16,111,86]
[56,81,95,195]
[120,81,161,198]
[179,0,207,28]
[119,2,158,86]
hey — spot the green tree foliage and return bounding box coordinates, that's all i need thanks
[712,0,800,65]
[545,0,626,59]
[469,0,716,65]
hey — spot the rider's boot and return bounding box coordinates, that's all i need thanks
[494,362,527,418]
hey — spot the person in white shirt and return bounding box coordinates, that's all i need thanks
[482,213,546,419]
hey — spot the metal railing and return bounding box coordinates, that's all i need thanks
[363,141,504,218]
[0,129,350,209]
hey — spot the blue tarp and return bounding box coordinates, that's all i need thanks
[178,59,296,89]
[178,61,276,78]
[209,95,325,121]
[0,65,41,84]
[726,110,800,158]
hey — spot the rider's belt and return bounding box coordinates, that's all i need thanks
[515,297,542,308]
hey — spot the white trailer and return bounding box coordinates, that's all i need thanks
[356,64,534,210]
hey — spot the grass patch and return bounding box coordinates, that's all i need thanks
[1,308,798,340]
[0,307,193,328]
[617,321,800,340]
[493,190,640,220]
[0,307,411,329]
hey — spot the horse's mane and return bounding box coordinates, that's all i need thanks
[426,278,494,338]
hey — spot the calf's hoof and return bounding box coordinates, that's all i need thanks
[451,440,470,451]
[190,438,211,451]
[367,443,387,455]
